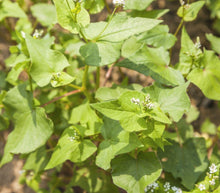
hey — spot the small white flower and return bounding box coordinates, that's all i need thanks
[131,97,140,105]
[164,182,170,191]
[198,184,206,191]
[33,29,44,39]
[171,186,182,193]
[145,94,151,103]
[146,102,155,109]
[209,163,218,174]
[209,179,215,186]
[21,31,26,38]
[179,0,185,6]
[113,0,125,7]
[68,136,76,142]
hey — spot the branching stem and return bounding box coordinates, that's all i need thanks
[41,89,81,107]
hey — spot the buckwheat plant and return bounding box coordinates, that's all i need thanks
[0,0,220,192]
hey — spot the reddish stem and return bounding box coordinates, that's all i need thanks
[41,89,81,107]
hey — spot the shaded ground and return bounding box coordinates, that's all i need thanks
[0,0,220,192]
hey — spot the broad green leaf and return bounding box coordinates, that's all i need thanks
[53,0,90,33]
[84,13,162,41]
[46,127,97,169]
[80,42,101,66]
[96,41,122,66]
[177,27,202,75]
[95,84,143,101]
[23,146,50,173]
[117,46,184,86]
[177,1,205,22]
[3,84,33,121]
[128,9,169,19]
[96,118,142,170]
[111,152,162,193]
[6,107,53,154]
[68,167,120,193]
[84,0,105,14]
[121,36,144,58]
[136,25,177,49]
[201,119,217,135]
[50,72,75,87]
[125,0,154,11]
[158,138,209,189]
[143,82,191,122]
[69,102,102,136]
[206,33,220,54]
[0,114,9,131]
[25,35,70,87]
[31,3,57,27]
[91,91,170,132]
[187,50,220,100]
[0,0,26,21]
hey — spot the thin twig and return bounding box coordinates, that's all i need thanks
[41,89,81,107]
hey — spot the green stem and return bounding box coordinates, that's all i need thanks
[169,19,184,64]
[95,7,117,41]
[82,65,91,101]
[69,84,82,90]
[96,67,100,90]
[28,73,33,94]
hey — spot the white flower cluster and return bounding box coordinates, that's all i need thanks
[144,182,159,192]
[209,163,218,174]
[131,97,140,105]
[142,94,155,109]
[131,94,155,110]
[171,186,182,193]
[164,182,170,192]
[33,29,44,39]
[194,37,201,49]
[113,0,125,7]
[179,0,185,6]
[68,130,78,142]
[198,184,206,191]
[197,163,218,191]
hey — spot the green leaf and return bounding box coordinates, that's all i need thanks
[206,33,220,54]
[91,90,170,132]
[53,0,90,33]
[68,167,120,193]
[0,114,9,131]
[50,72,75,87]
[0,0,26,21]
[187,50,220,100]
[31,3,57,27]
[128,9,169,19]
[84,13,162,41]
[117,46,184,86]
[143,82,191,122]
[69,102,102,136]
[111,152,162,193]
[84,0,105,14]
[3,84,33,121]
[6,107,53,154]
[125,0,154,11]
[96,41,122,66]
[80,42,101,66]
[23,146,50,173]
[96,118,142,170]
[158,138,209,189]
[177,1,205,22]
[136,25,177,49]
[25,35,70,87]
[46,127,97,169]
[177,27,202,75]
[95,84,143,101]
